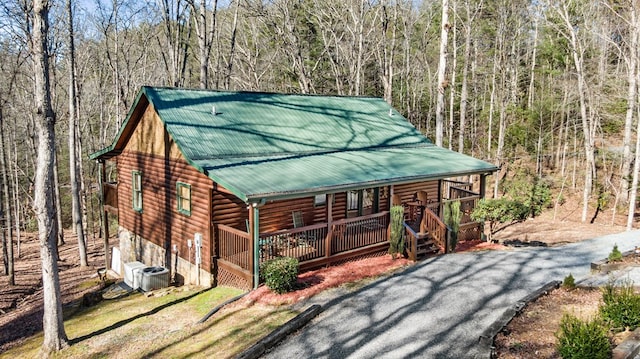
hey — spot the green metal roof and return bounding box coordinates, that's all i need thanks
[92,86,498,202]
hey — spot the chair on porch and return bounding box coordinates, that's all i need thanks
[292,211,304,228]
[291,211,315,244]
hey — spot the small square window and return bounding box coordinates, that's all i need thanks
[314,194,326,206]
[132,171,143,212]
[177,182,191,216]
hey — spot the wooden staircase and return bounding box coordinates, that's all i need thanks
[415,233,440,258]
[405,220,442,260]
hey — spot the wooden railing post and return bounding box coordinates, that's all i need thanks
[326,194,333,258]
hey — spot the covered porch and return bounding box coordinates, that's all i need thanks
[213,177,487,288]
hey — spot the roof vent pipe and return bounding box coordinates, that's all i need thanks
[389,109,393,117]
[212,105,216,116]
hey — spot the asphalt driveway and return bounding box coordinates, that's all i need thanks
[263,230,640,359]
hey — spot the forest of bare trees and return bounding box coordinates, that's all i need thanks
[1,0,640,352]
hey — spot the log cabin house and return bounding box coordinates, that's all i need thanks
[90,86,498,290]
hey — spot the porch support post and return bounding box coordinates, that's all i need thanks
[98,159,110,270]
[479,174,488,242]
[438,179,443,218]
[325,194,333,258]
[479,174,487,199]
[249,204,260,289]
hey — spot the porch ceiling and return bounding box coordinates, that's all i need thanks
[194,144,498,203]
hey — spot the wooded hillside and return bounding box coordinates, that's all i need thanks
[0,0,638,245]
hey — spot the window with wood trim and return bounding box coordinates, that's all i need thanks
[346,188,379,217]
[132,171,143,212]
[177,182,191,216]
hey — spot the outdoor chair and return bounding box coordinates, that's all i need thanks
[291,211,316,244]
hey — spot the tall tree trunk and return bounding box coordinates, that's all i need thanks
[458,0,477,154]
[435,0,450,147]
[556,1,596,222]
[0,108,14,285]
[225,0,239,90]
[628,101,640,230]
[53,150,64,247]
[11,130,21,258]
[67,0,87,266]
[621,3,638,205]
[527,17,539,110]
[354,0,365,95]
[448,1,457,150]
[191,0,218,89]
[32,0,69,353]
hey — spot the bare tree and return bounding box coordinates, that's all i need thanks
[552,0,598,222]
[67,0,87,266]
[157,0,191,87]
[0,107,14,284]
[435,0,450,147]
[188,0,218,89]
[32,0,68,352]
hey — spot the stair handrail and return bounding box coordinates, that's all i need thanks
[422,207,450,253]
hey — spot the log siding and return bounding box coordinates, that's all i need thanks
[117,151,213,270]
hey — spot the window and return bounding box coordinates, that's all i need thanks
[314,194,326,206]
[346,188,380,217]
[347,190,360,211]
[132,171,143,212]
[177,182,191,216]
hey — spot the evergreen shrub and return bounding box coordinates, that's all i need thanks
[260,257,299,294]
[555,313,610,359]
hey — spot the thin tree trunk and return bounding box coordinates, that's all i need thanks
[435,0,450,147]
[33,0,69,352]
[67,0,87,266]
[12,130,21,258]
[527,17,538,110]
[53,150,64,247]
[621,4,638,205]
[225,0,239,90]
[627,100,640,230]
[448,2,457,150]
[487,44,498,156]
[0,108,14,284]
[458,0,476,154]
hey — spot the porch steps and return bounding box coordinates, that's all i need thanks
[415,236,440,258]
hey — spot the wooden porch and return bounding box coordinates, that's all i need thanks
[214,179,484,286]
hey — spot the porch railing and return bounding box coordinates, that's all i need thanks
[330,212,389,254]
[259,223,328,263]
[449,186,478,200]
[217,224,251,271]
[103,182,118,209]
[443,180,473,199]
[258,211,389,263]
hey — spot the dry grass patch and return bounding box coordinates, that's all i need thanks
[0,286,296,359]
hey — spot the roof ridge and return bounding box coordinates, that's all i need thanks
[144,86,384,100]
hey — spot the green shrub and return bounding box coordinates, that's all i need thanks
[608,244,623,262]
[562,274,576,290]
[470,198,528,241]
[502,171,553,217]
[444,200,461,252]
[260,257,299,294]
[389,205,405,259]
[600,282,640,330]
[555,313,611,359]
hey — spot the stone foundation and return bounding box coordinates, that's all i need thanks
[118,226,212,287]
